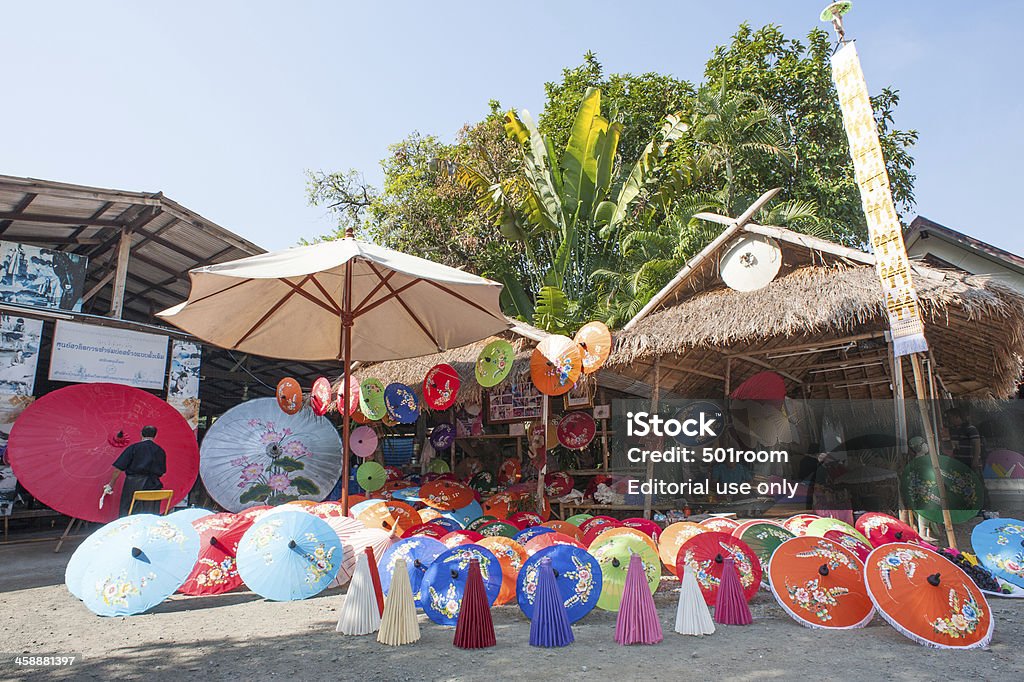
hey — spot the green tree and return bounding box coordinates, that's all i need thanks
[460,87,686,333]
[702,23,917,243]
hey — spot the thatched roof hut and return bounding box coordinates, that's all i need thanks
[337,318,549,410]
[610,222,1024,399]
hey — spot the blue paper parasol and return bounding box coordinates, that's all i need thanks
[66,515,151,601]
[384,383,420,424]
[514,526,555,545]
[440,500,483,529]
[419,545,502,625]
[973,518,1024,588]
[167,507,214,525]
[350,498,384,517]
[517,545,602,623]
[79,514,200,616]
[236,510,341,601]
[391,487,422,504]
[380,536,446,607]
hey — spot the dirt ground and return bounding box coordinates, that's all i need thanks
[2,537,1023,682]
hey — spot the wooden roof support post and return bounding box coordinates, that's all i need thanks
[644,356,660,520]
[889,340,911,526]
[909,353,958,549]
[107,226,133,318]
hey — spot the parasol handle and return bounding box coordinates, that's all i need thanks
[288,540,297,549]
[927,572,941,587]
[413,559,422,568]
[210,536,220,548]
[714,553,724,564]
[552,569,559,578]
[818,564,830,577]
[382,521,391,531]
[894,531,903,540]
[131,547,143,559]
[450,569,459,579]
[611,558,620,568]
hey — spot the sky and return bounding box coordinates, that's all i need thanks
[3,1,1021,256]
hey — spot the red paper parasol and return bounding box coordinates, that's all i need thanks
[730,371,786,401]
[543,472,575,499]
[622,518,662,543]
[497,458,521,487]
[441,530,483,548]
[574,321,612,375]
[530,335,582,396]
[423,363,461,410]
[179,512,253,596]
[276,377,303,415]
[823,529,873,562]
[509,511,543,528]
[856,512,924,547]
[556,412,596,450]
[336,376,359,416]
[8,383,199,523]
[403,522,448,540]
[310,377,332,416]
[676,532,762,605]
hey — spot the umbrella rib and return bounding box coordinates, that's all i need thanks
[281,277,341,315]
[307,274,342,314]
[365,262,441,351]
[422,280,506,322]
[181,278,254,306]
[234,275,313,347]
[352,278,421,317]
[351,269,397,316]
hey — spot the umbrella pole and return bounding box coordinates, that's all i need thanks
[909,353,957,549]
[536,395,548,515]
[341,259,353,516]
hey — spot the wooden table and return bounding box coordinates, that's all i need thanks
[556,501,677,520]
[2,508,62,542]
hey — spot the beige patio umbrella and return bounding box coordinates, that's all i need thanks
[158,228,509,512]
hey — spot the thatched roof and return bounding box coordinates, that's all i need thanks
[336,319,548,410]
[611,222,1024,399]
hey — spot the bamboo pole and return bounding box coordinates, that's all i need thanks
[599,389,609,471]
[536,395,548,515]
[889,342,911,525]
[909,353,957,548]
[644,357,660,520]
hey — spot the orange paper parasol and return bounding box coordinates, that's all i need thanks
[420,479,475,511]
[767,536,874,629]
[358,500,422,536]
[864,543,993,649]
[523,532,586,556]
[659,522,704,574]
[476,536,527,605]
[276,377,303,415]
[574,321,612,374]
[530,335,582,396]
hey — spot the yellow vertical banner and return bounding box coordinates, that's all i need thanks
[832,42,928,356]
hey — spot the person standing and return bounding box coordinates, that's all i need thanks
[103,425,167,516]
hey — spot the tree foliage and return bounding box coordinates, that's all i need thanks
[306,23,918,330]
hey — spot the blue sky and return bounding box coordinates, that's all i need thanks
[3,1,1021,256]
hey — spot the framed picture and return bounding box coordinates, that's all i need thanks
[485,373,544,424]
[563,377,594,410]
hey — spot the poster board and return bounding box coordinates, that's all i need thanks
[485,373,543,424]
[49,321,168,390]
[0,241,88,311]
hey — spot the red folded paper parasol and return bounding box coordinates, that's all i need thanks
[714,557,753,625]
[676,532,761,605]
[453,559,497,649]
[8,383,199,523]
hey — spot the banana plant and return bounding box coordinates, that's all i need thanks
[460,87,686,333]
